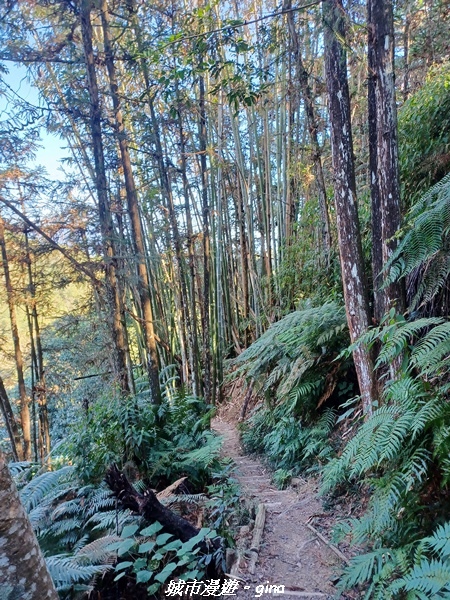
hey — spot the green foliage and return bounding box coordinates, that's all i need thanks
[232,302,350,406]
[45,553,113,594]
[273,217,343,312]
[344,312,450,379]
[10,463,123,597]
[109,522,223,595]
[399,62,450,203]
[204,461,242,542]
[338,522,450,599]
[324,311,450,597]
[242,404,336,475]
[234,302,352,477]
[68,381,218,487]
[386,171,450,312]
[9,386,232,598]
[20,465,75,512]
[272,468,293,490]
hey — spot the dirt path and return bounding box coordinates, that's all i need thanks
[213,418,344,600]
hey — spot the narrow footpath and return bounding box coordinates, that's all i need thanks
[213,418,345,600]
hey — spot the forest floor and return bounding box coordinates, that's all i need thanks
[212,399,350,600]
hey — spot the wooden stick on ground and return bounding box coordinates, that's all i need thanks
[304,522,350,565]
[248,502,266,574]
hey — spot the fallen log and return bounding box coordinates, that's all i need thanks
[248,503,266,574]
[105,464,224,581]
[105,464,198,543]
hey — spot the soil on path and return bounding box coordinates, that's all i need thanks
[213,418,345,600]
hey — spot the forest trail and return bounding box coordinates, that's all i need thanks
[212,418,344,600]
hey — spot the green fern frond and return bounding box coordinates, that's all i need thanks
[422,523,450,561]
[86,509,136,531]
[375,318,444,367]
[51,499,82,520]
[82,487,116,518]
[75,535,121,564]
[46,554,112,591]
[231,303,348,400]
[20,466,75,511]
[411,322,450,376]
[385,170,450,309]
[8,461,33,478]
[179,432,222,468]
[162,493,205,507]
[45,517,84,539]
[339,549,394,590]
[322,375,437,493]
[394,559,450,596]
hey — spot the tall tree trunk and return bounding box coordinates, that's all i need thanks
[100,0,160,403]
[285,0,332,259]
[402,8,410,102]
[0,450,59,599]
[0,215,32,460]
[324,0,376,415]
[368,0,405,315]
[198,67,212,404]
[176,103,201,396]
[25,304,39,462]
[0,375,21,461]
[368,0,383,323]
[24,230,50,461]
[79,0,130,393]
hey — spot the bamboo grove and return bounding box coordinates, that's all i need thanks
[0,0,449,464]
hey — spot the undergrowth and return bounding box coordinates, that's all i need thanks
[234,214,450,596]
[320,311,450,598]
[10,374,238,598]
[232,301,353,484]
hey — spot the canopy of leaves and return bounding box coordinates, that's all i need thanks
[399,62,450,204]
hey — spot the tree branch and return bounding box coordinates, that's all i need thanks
[0,196,100,287]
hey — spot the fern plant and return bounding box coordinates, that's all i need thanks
[337,521,450,599]
[231,301,350,407]
[385,170,450,314]
[235,302,352,477]
[324,310,450,598]
[9,384,230,598]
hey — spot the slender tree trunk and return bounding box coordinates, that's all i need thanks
[79,0,130,393]
[176,103,201,396]
[0,450,59,599]
[285,0,331,259]
[236,176,250,346]
[324,0,376,415]
[100,0,160,403]
[0,375,21,461]
[24,231,50,461]
[0,215,32,459]
[402,10,410,102]
[368,1,383,323]
[368,0,405,315]
[25,305,39,462]
[198,67,212,404]
[215,93,225,380]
